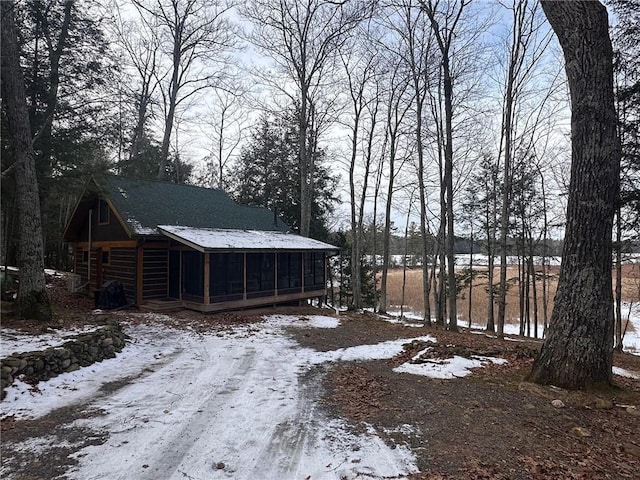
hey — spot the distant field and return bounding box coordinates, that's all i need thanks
[383,262,640,335]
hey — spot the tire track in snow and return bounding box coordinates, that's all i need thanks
[63,321,417,480]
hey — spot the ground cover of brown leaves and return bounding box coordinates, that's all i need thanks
[290,313,640,480]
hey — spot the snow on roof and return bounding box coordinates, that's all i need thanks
[158,225,339,252]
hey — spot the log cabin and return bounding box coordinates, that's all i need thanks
[63,175,338,312]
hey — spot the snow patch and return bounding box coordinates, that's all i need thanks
[1,325,103,356]
[393,355,508,379]
[310,336,436,364]
[613,366,640,380]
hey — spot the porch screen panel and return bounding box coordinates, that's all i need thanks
[210,253,243,302]
[277,252,301,294]
[314,253,325,286]
[246,253,275,299]
[182,251,204,303]
[304,252,326,291]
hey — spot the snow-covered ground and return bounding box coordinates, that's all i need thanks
[1,324,102,355]
[2,307,639,480]
[388,301,640,356]
[1,314,437,480]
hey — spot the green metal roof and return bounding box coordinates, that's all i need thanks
[89,175,290,236]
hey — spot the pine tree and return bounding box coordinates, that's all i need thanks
[232,110,337,241]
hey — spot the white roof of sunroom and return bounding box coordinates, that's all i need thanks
[158,225,339,253]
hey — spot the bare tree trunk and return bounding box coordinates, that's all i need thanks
[531,247,539,339]
[443,57,458,331]
[528,0,620,389]
[379,148,395,314]
[539,166,549,336]
[348,93,363,310]
[157,29,181,179]
[379,68,409,314]
[614,206,623,351]
[299,93,312,237]
[401,195,414,319]
[423,0,467,332]
[468,226,474,328]
[1,0,52,322]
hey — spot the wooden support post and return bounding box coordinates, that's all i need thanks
[204,253,210,305]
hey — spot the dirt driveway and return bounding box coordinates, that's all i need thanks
[2,309,640,480]
[1,312,419,480]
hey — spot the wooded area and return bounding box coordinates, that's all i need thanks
[1,0,638,389]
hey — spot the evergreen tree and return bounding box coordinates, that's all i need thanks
[609,0,639,237]
[1,0,119,269]
[232,110,338,241]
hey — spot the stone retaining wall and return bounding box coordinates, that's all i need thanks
[1,320,127,399]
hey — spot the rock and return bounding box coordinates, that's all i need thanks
[593,398,614,410]
[571,426,591,437]
[61,359,72,369]
[622,442,640,458]
[101,337,114,347]
[551,399,565,408]
[626,406,640,417]
[65,363,80,373]
[2,357,21,368]
[215,462,225,470]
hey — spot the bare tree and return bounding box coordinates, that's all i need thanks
[242,0,371,237]
[528,0,620,389]
[340,29,382,310]
[421,0,472,331]
[378,62,413,314]
[1,0,53,322]
[390,0,437,324]
[132,0,237,180]
[201,84,250,190]
[111,1,163,169]
[495,0,551,338]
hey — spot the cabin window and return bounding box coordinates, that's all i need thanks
[210,253,243,302]
[101,249,110,265]
[304,252,325,289]
[98,199,110,225]
[82,249,89,263]
[277,252,301,293]
[246,253,275,298]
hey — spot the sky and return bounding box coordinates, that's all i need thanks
[106,0,576,233]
